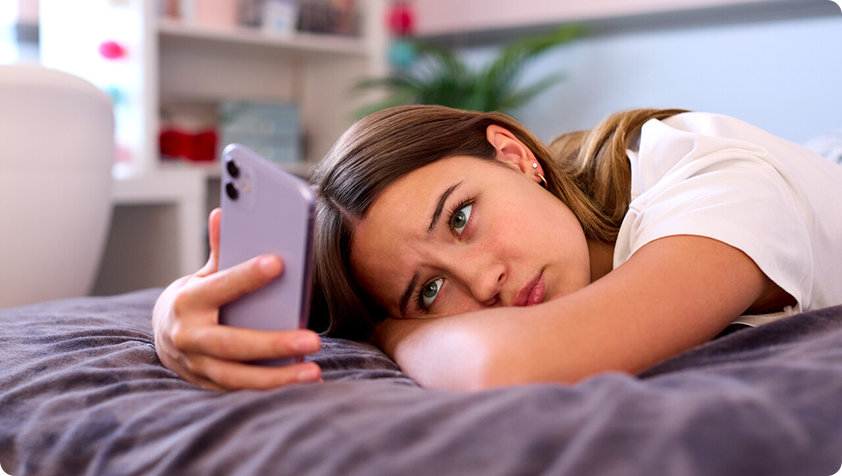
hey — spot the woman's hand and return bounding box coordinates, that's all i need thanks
[152,208,323,391]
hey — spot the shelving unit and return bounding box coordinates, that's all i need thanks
[157,17,369,55]
[39,0,387,295]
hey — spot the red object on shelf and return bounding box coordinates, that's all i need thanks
[387,2,414,35]
[192,131,218,162]
[98,40,127,60]
[160,130,189,159]
[160,128,218,162]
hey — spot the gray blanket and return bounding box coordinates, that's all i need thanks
[1,288,842,476]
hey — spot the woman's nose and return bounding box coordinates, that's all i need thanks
[463,261,507,306]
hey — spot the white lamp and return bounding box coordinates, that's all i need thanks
[0,64,113,308]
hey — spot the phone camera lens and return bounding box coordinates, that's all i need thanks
[226,159,240,178]
[225,181,239,200]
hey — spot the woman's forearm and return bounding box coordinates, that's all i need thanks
[379,302,608,390]
[375,236,772,391]
[379,304,604,390]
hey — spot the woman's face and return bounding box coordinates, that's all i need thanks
[349,153,592,320]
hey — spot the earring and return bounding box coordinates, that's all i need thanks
[531,163,547,188]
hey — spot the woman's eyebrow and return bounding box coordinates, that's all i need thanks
[400,181,462,316]
[427,182,462,234]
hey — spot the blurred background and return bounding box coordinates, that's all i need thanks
[0,0,839,305]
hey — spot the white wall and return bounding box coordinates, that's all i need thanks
[415,0,780,36]
[476,14,842,144]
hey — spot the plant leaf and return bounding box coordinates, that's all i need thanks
[481,25,584,99]
[353,88,421,119]
[498,71,567,112]
[352,24,586,115]
[413,41,468,79]
[353,75,420,92]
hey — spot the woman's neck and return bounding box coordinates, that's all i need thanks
[587,240,615,282]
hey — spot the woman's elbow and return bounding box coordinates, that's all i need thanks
[421,342,564,391]
[397,329,495,391]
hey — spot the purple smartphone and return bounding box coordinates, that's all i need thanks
[218,144,315,366]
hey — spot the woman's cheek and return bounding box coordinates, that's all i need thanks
[434,281,452,317]
[430,281,462,318]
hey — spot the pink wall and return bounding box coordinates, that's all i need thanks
[413,0,775,35]
[17,0,39,23]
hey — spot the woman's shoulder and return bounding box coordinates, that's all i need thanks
[646,111,770,144]
[632,112,772,188]
[641,111,842,177]
[636,110,838,177]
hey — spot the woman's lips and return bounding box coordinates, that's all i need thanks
[527,273,546,306]
[514,272,545,307]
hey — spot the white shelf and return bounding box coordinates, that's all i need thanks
[157,18,368,56]
[40,0,388,295]
[111,168,207,278]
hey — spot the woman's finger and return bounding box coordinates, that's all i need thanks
[175,326,321,361]
[182,254,283,310]
[188,355,323,391]
[196,208,222,277]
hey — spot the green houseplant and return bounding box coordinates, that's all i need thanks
[355,25,584,117]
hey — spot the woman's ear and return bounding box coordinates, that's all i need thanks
[486,124,545,179]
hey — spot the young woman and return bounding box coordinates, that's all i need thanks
[153,106,842,391]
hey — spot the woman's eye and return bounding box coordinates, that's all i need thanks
[422,278,443,308]
[451,204,472,235]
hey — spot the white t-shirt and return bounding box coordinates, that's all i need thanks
[613,112,842,326]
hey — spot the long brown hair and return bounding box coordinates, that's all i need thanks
[548,108,688,236]
[309,105,686,340]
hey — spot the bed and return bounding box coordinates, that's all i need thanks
[1,288,842,476]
